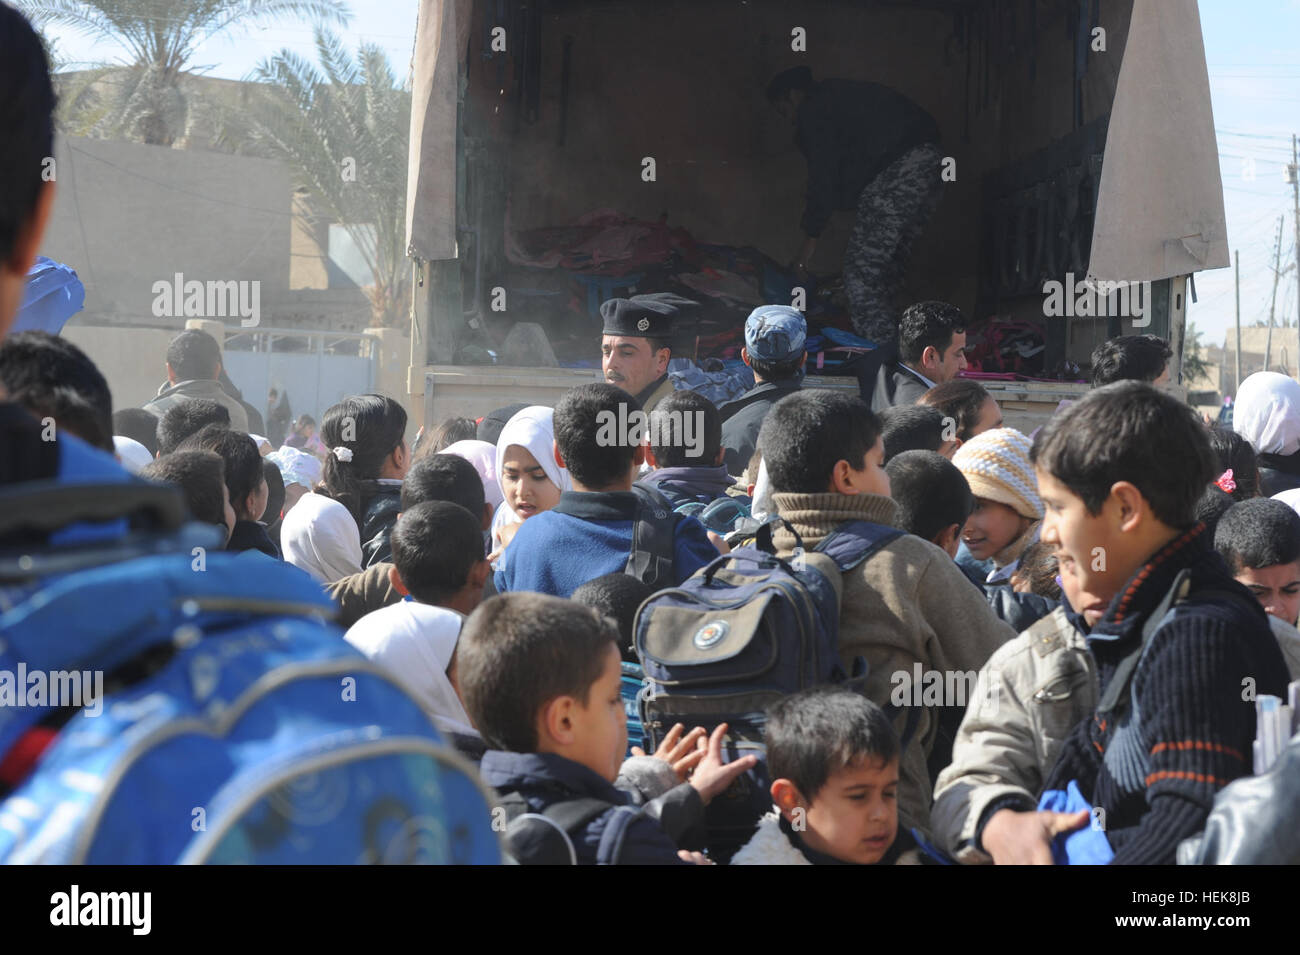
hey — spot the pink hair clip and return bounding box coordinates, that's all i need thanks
[1215,469,1236,494]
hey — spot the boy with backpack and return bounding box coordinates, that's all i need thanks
[757,391,1015,834]
[978,382,1289,865]
[461,593,755,864]
[731,686,921,865]
[1214,498,1300,677]
[494,383,720,598]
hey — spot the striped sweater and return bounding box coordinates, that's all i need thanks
[1041,524,1288,864]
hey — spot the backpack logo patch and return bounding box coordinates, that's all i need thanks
[693,620,729,650]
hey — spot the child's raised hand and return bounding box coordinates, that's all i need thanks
[687,723,758,805]
[678,849,714,865]
[629,723,707,782]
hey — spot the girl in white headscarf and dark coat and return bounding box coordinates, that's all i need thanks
[1234,372,1300,496]
[489,406,572,561]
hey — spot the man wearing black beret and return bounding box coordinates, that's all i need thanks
[599,292,696,415]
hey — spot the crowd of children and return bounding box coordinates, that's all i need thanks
[3,3,1299,865]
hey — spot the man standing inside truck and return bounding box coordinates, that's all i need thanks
[599,292,697,415]
[768,67,943,346]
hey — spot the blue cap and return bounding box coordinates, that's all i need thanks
[744,305,807,361]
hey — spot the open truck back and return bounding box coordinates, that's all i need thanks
[404,0,1228,433]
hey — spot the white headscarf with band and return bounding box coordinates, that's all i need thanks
[491,405,571,544]
[1235,372,1300,456]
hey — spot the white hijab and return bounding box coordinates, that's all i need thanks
[491,405,571,543]
[442,439,504,512]
[1234,372,1300,456]
[344,603,476,737]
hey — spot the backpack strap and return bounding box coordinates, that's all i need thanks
[813,520,904,571]
[627,484,679,589]
[501,793,630,865]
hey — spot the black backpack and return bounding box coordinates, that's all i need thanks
[497,793,642,865]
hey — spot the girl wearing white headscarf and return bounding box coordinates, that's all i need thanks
[441,439,505,512]
[1233,372,1300,496]
[490,405,571,558]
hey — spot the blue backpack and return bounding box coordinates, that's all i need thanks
[0,482,502,864]
[633,518,907,859]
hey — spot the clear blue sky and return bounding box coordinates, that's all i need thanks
[37,0,1300,351]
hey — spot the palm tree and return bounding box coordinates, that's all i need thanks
[226,29,411,326]
[20,0,350,146]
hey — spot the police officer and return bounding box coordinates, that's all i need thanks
[599,292,697,415]
[719,305,808,474]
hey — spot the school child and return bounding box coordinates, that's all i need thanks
[978,382,1288,865]
[731,687,922,865]
[345,502,487,748]
[140,450,235,546]
[1214,498,1300,677]
[460,593,755,864]
[952,428,1042,584]
[757,390,1014,834]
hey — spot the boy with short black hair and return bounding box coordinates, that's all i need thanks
[1089,334,1172,388]
[139,450,235,545]
[1214,498,1300,677]
[345,501,488,746]
[156,399,231,455]
[462,592,754,864]
[495,383,719,598]
[732,686,919,865]
[640,390,734,506]
[884,449,972,557]
[758,390,1014,834]
[880,404,957,463]
[0,331,115,451]
[113,407,160,457]
[571,572,657,662]
[979,381,1288,865]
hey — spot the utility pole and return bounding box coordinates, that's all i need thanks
[1266,216,1284,374]
[1291,135,1300,347]
[1235,249,1242,397]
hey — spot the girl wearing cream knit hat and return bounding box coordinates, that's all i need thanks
[951,427,1043,583]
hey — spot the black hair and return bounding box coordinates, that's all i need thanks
[458,593,619,753]
[1031,381,1216,529]
[765,66,815,103]
[919,378,995,442]
[880,404,948,463]
[401,452,486,521]
[1010,541,1062,600]
[1089,334,1172,388]
[749,354,803,382]
[261,458,285,524]
[1215,498,1300,573]
[178,425,264,519]
[758,390,880,493]
[0,4,55,265]
[113,407,160,457]
[165,329,222,382]
[649,389,721,468]
[1195,484,1235,540]
[1206,427,1259,501]
[0,331,114,450]
[571,572,656,662]
[554,383,638,489]
[140,450,227,529]
[319,394,408,525]
[766,686,898,801]
[156,399,231,455]
[390,501,484,605]
[477,403,529,444]
[898,301,966,366]
[426,416,478,456]
[884,450,973,544]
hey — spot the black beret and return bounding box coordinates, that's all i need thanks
[600,292,698,339]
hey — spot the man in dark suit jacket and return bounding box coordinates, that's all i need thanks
[871,301,968,413]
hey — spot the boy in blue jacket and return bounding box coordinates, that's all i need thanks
[495,383,720,598]
[461,592,755,864]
